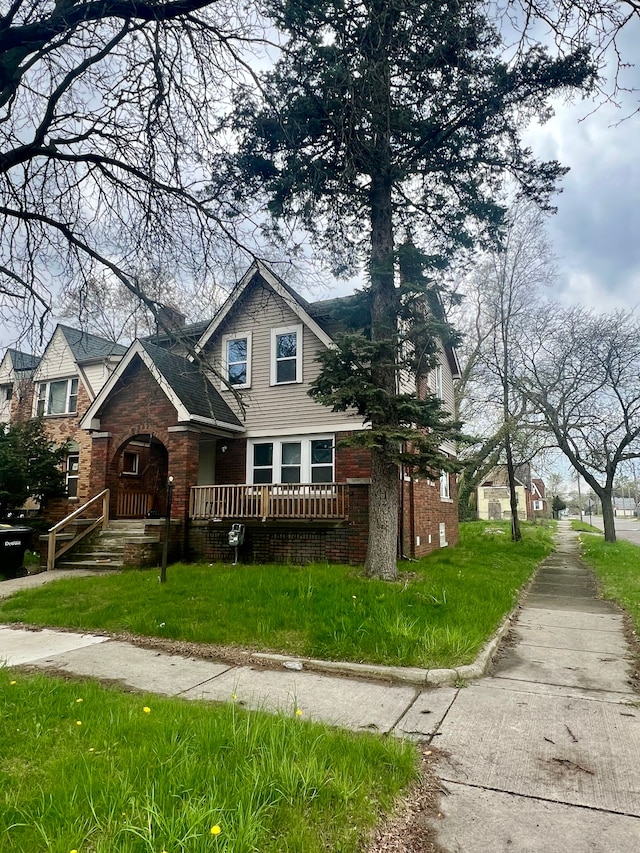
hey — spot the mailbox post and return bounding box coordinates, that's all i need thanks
[160,475,174,583]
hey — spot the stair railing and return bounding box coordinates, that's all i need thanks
[47,489,110,572]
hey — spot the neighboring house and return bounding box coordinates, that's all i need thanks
[0,348,41,425]
[614,497,637,518]
[477,464,545,522]
[531,478,548,517]
[3,325,127,514]
[80,261,461,564]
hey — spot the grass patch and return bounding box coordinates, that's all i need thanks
[571,520,601,533]
[578,535,640,635]
[0,521,554,669]
[0,669,416,853]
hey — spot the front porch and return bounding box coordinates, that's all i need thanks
[189,483,349,521]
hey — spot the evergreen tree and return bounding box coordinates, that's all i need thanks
[0,420,67,516]
[229,0,595,578]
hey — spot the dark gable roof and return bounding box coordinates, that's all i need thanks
[142,319,212,348]
[139,340,242,427]
[58,325,127,362]
[8,349,40,373]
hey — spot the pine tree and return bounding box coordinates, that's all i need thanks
[229,0,594,577]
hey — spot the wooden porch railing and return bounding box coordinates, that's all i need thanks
[189,484,348,520]
[117,490,153,518]
[47,489,110,571]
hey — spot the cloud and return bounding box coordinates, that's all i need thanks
[524,23,640,312]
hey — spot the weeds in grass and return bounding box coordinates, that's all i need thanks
[0,671,416,852]
[0,521,554,669]
[579,535,640,635]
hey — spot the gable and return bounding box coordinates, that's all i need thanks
[33,326,77,382]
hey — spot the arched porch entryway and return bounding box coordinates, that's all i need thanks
[114,434,169,518]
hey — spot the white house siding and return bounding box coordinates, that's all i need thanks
[0,352,13,423]
[33,328,77,383]
[204,282,362,437]
[82,360,119,398]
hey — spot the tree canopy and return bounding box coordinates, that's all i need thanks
[228,0,595,577]
[0,0,256,343]
[0,418,67,516]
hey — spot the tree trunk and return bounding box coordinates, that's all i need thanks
[600,491,617,542]
[504,432,522,541]
[365,448,400,579]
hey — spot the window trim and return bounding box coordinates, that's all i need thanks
[434,365,443,400]
[270,324,303,386]
[247,435,334,485]
[221,331,252,390]
[122,450,140,476]
[440,469,451,501]
[65,452,80,498]
[35,377,79,416]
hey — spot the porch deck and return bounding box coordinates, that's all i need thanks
[189,484,349,521]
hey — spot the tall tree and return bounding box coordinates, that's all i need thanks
[517,306,640,542]
[0,0,257,343]
[454,199,555,537]
[229,0,594,577]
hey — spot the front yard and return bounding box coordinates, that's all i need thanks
[0,521,554,670]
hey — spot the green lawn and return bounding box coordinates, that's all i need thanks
[578,533,640,636]
[0,669,416,853]
[0,521,554,669]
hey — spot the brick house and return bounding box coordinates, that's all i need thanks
[0,326,126,519]
[79,261,461,564]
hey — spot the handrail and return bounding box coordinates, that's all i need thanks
[47,489,110,571]
[189,484,348,520]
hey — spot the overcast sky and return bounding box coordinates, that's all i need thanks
[524,22,640,314]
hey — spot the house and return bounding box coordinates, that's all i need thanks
[4,325,127,515]
[614,497,637,518]
[531,478,548,517]
[477,464,545,522]
[78,261,461,565]
[0,348,41,425]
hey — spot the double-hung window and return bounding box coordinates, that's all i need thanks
[271,325,302,385]
[222,333,251,389]
[36,377,78,416]
[249,436,334,485]
[65,451,79,498]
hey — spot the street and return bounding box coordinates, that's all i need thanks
[583,514,640,546]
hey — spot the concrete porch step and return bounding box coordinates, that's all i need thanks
[56,558,124,570]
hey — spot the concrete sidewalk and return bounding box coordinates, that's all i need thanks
[1,521,639,850]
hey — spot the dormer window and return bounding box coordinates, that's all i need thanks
[36,377,79,416]
[222,333,251,389]
[271,325,302,385]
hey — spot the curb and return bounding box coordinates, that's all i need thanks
[252,604,518,688]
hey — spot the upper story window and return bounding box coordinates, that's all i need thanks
[271,325,302,385]
[1,384,12,402]
[222,332,252,389]
[36,377,78,416]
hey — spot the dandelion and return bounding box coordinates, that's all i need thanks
[76,698,83,703]
[210,824,221,836]
[70,849,78,852]
[76,721,82,726]
[295,708,303,717]
[143,706,151,714]
[231,693,237,701]
[88,748,95,752]
[10,680,17,685]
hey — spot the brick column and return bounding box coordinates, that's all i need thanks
[167,426,200,521]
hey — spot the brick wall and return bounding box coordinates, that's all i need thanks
[401,469,459,558]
